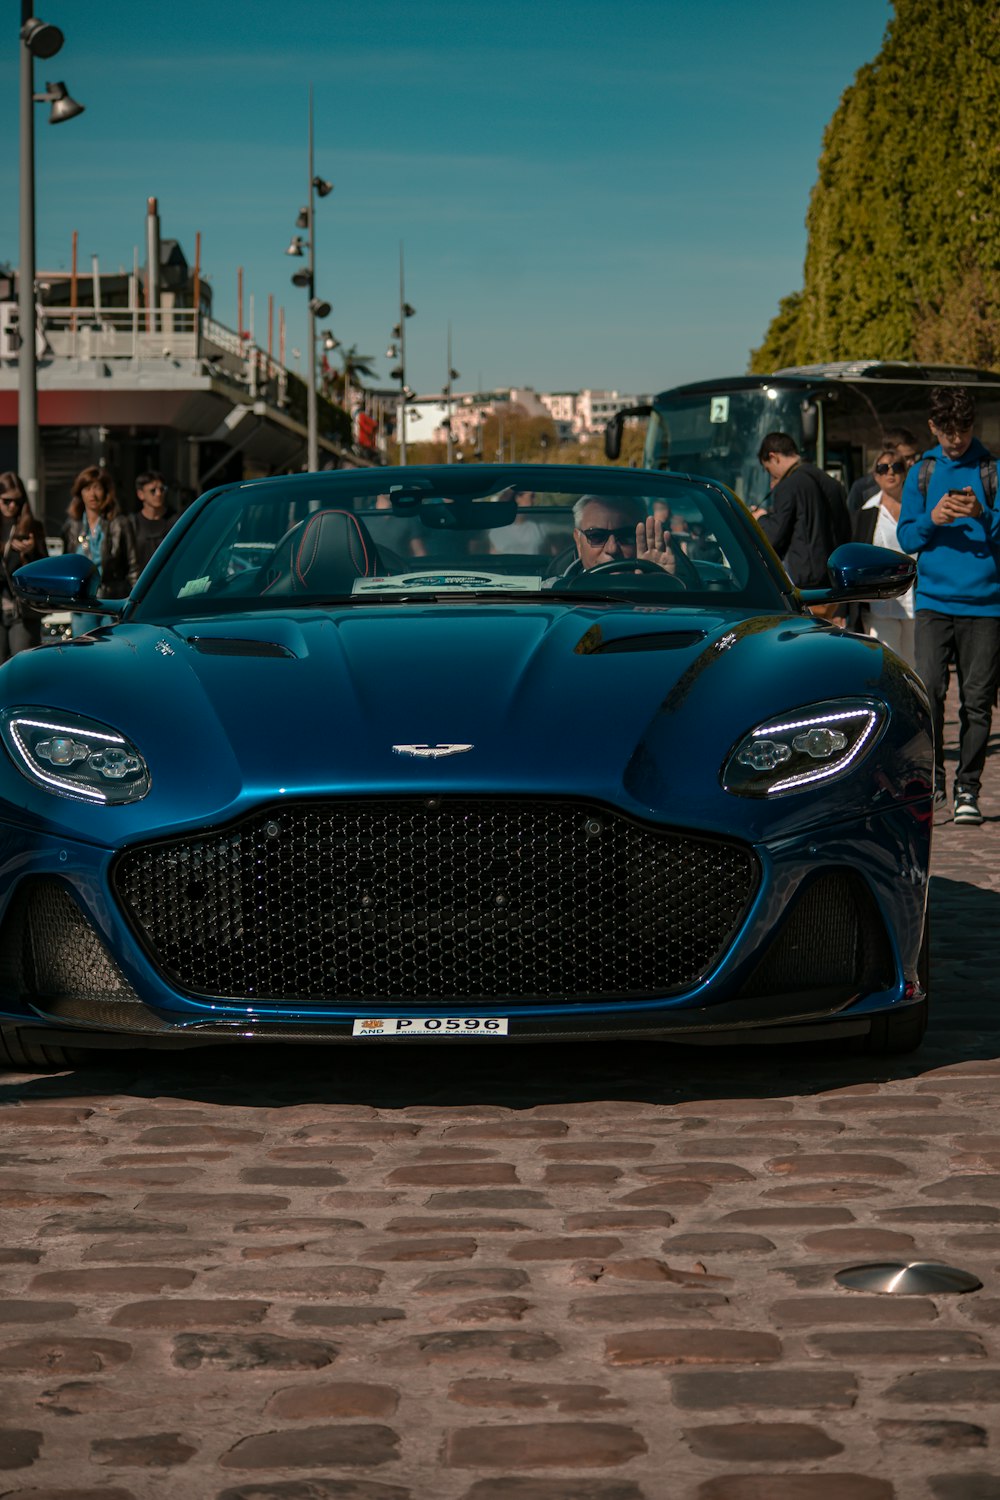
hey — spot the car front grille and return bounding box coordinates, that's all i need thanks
[112,798,759,1006]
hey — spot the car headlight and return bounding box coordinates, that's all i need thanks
[0,707,151,804]
[723,698,886,797]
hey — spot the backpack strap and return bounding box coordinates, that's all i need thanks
[917,456,935,499]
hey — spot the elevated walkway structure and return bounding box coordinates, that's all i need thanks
[0,299,373,527]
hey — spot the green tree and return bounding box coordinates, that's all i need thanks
[751,0,1000,370]
[454,408,559,464]
[284,370,351,448]
[749,292,805,374]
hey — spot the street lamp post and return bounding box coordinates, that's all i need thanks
[385,244,415,464]
[18,8,84,509]
[443,324,459,464]
[286,86,331,471]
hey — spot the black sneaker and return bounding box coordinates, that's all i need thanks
[954,791,984,826]
[934,787,948,813]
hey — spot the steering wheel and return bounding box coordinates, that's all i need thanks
[560,557,687,590]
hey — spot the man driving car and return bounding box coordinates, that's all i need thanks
[571,494,679,575]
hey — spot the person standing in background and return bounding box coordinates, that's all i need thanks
[896,387,1000,826]
[851,448,916,668]
[847,428,922,518]
[124,471,178,574]
[62,466,138,636]
[752,432,850,617]
[0,472,47,659]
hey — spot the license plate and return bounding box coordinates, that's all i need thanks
[352,1017,509,1037]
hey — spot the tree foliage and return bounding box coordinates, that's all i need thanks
[284,370,351,447]
[749,293,805,373]
[750,0,1000,371]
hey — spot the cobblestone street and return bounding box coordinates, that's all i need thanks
[2,700,1000,1500]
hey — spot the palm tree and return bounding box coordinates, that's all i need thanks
[338,344,378,413]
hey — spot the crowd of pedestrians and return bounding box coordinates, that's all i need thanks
[754,386,1000,828]
[0,464,179,653]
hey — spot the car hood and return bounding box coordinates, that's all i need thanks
[0,601,915,843]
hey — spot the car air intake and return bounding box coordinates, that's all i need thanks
[736,870,893,1003]
[0,879,144,1011]
[188,637,294,658]
[590,632,704,654]
[113,797,759,1006]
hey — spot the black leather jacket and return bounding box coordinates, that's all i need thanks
[756,463,850,589]
[61,514,139,599]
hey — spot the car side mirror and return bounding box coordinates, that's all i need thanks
[10,553,124,618]
[798,542,916,605]
[801,400,818,446]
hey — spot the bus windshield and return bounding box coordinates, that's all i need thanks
[644,387,807,508]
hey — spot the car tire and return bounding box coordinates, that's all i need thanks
[0,1027,97,1072]
[858,919,930,1056]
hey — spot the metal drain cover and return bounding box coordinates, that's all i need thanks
[835,1261,982,1295]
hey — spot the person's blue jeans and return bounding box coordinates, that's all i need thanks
[915,610,1000,795]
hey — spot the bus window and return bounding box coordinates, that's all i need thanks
[642,385,817,508]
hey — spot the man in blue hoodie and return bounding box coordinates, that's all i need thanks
[897,386,1000,826]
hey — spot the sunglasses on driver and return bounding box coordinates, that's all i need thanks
[578,526,637,546]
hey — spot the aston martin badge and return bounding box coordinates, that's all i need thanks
[391,743,474,759]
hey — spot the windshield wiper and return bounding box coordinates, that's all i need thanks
[543,588,680,604]
[342,589,557,604]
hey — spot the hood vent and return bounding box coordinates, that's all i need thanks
[188,637,295,659]
[587,631,704,655]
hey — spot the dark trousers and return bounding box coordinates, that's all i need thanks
[915,610,1000,794]
[0,614,40,662]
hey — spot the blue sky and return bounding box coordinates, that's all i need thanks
[2,0,892,397]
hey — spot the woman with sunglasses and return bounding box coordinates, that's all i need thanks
[61,466,138,637]
[0,472,47,660]
[851,448,917,667]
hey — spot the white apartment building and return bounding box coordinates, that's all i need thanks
[538,389,651,441]
[539,392,576,424]
[403,386,653,449]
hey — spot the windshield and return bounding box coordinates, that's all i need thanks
[132,469,785,621]
[645,388,807,509]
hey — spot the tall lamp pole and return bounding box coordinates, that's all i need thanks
[305,90,318,472]
[286,86,331,471]
[18,8,84,509]
[443,323,459,464]
[398,248,408,465]
[386,245,416,464]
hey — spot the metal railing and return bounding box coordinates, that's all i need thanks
[22,306,288,408]
[42,305,198,360]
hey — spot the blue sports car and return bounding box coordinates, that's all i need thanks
[0,465,930,1069]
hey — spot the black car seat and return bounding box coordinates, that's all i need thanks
[260,509,382,596]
